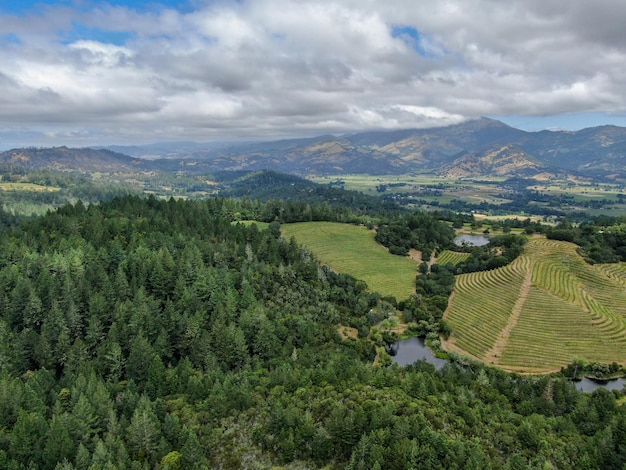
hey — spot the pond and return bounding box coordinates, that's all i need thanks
[389,337,447,369]
[574,377,626,393]
[454,234,490,247]
[390,338,626,393]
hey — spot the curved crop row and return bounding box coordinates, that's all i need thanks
[596,263,626,286]
[446,263,525,357]
[444,237,626,372]
[436,250,471,266]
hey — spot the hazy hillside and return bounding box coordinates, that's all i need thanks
[0,146,150,174]
[440,145,550,178]
[118,118,626,179]
[7,119,626,179]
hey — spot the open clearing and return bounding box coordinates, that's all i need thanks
[0,182,60,192]
[281,221,417,300]
[443,237,626,373]
[236,220,270,231]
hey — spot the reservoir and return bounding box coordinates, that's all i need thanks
[389,337,447,369]
[574,377,626,393]
[454,234,490,246]
[391,338,626,393]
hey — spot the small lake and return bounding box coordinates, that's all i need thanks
[390,338,626,393]
[389,337,447,369]
[574,377,626,393]
[454,234,490,247]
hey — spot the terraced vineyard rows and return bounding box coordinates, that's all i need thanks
[436,250,470,265]
[597,263,626,286]
[443,237,626,373]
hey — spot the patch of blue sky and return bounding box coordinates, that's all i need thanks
[0,0,85,14]
[493,112,626,132]
[0,0,194,15]
[105,0,195,13]
[272,32,286,41]
[1,33,21,45]
[59,23,134,46]
[391,25,428,57]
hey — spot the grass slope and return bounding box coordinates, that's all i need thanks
[436,250,471,265]
[282,222,417,300]
[0,182,60,192]
[444,237,626,373]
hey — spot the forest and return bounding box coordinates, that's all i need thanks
[0,195,626,469]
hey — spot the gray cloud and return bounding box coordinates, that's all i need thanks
[0,0,625,147]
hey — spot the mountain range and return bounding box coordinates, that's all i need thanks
[3,118,626,180]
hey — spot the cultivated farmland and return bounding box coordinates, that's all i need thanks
[281,222,418,300]
[435,250,471,266]
[443,237,626,373]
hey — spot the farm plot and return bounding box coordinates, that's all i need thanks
[596,262,626,288]
[281,222,418,300]
[443,237,626,373]
[436,250,471,266]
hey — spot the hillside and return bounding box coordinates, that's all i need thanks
[281,221,418,300]
[440,145,545,178]
[0,146,150,174]
[106,118,626,179]
[5,197,626,468]
[7,119,626,180]
[444,237,626,373]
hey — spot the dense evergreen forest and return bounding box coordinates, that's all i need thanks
[0,195,625,468]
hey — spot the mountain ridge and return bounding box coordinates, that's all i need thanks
[3,118,626,180]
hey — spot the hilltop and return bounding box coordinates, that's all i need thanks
[113,118,626,180]
[4,119,626,180]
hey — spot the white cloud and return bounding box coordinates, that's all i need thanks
[0,0,625,146]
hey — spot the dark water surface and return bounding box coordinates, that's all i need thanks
[389,337,447,369]
[574,377,626,393]
[454,234,490,246]
[391,338,625,393]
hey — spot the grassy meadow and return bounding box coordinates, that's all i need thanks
[236,220,270,230]
[443,237,626,373]
[281,221,418,300]
[0,182,60,192]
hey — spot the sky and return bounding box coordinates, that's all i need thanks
[1,0,626,148]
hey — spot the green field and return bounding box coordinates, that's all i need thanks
[309,174,510,205]
[0,182,60,191]
[435,250,471,265]
[444,237,626,373]
[235,220,270,230]
[281,222,418,300]
[310,173,626,216]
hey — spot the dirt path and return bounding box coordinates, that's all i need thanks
[425,249,437,269]
[484,268,533,365]
[408,249,422,263]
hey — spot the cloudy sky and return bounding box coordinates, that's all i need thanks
[1,0,626,148]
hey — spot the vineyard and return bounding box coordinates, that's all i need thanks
[436,250,471,265]
[443,238,626,373]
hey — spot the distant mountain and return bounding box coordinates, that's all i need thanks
[0,146,150,173]
[157,117,626,179]
[439,145,544,178]
[7,119,626,180]
[99,141,235,159]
